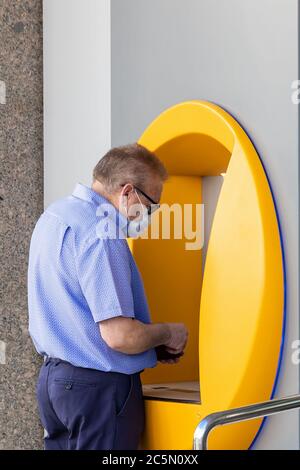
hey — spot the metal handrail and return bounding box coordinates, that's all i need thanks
[193,394,300,450]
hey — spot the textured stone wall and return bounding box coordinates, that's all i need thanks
[0,0,43,449]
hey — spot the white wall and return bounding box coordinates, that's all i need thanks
[43,0,111,207]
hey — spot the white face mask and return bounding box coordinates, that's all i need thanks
[121,189,151,238]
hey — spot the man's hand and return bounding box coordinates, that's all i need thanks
[163,322,188,354]
[155,345,184,364]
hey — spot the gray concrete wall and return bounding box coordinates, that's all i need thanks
[111,0,299,449]
[0,0,43,449]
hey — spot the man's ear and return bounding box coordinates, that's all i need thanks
[122,183,134,198]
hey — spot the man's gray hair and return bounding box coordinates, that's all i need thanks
[93,143,168,192]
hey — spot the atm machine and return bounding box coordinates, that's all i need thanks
[128,100,285,450]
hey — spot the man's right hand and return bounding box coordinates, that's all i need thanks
[163,323,188,354]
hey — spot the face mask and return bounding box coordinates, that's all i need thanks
[120,189,150,238]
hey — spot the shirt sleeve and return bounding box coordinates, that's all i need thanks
[76,237,135,323]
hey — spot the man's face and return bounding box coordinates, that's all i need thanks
[119,176,163,221]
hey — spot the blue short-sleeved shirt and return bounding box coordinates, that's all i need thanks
[27,183,157,373]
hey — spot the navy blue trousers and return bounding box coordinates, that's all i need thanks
[36,358,145,450]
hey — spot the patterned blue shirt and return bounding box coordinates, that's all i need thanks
[28,183,157,373]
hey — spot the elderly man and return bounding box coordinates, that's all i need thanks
[28,143,188,450]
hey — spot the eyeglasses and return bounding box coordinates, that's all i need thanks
[121,184,160,215]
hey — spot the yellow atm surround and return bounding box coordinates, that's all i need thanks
[129,101,284,450]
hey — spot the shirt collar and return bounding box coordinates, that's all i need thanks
[72,183,128,235]
[72,183,110,207]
